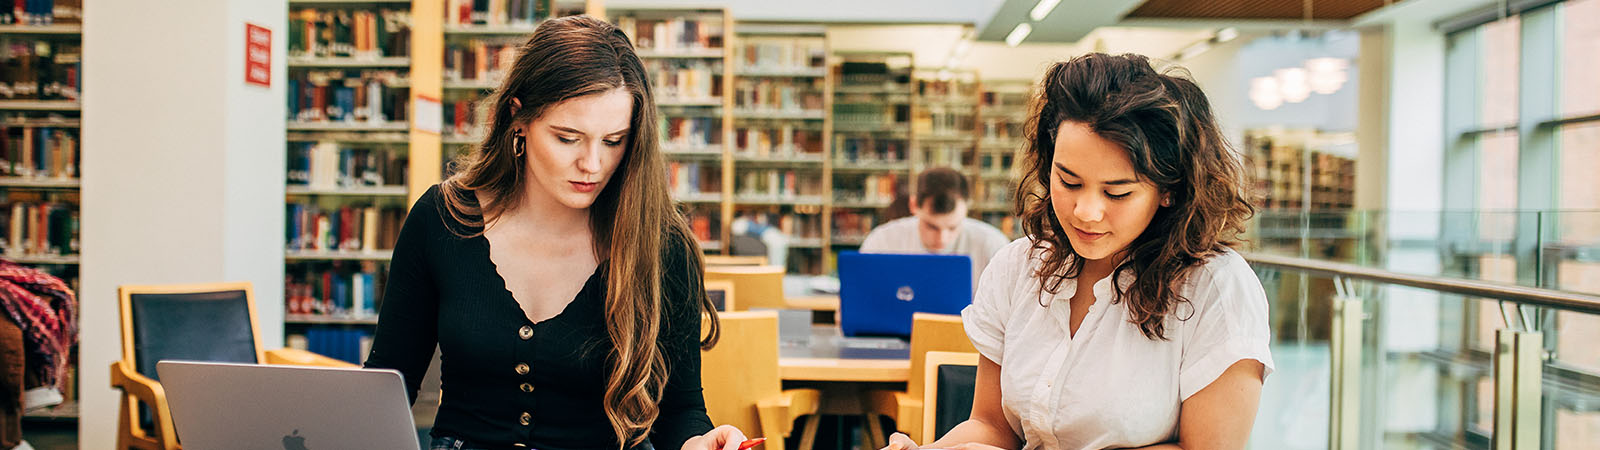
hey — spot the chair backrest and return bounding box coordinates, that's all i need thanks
[907,313,978,401]
[120,282,264,381]
[920,351,979,444]
[704,255,768,267]
[729,235,769,257]
[704,280,737,312]
[700,311,781,438]
[703,265,786,311]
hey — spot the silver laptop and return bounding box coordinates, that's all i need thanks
[156,360,419,450]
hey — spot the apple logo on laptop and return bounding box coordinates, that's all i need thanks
[283,429,309,450]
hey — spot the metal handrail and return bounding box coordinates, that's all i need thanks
[1241,252,1600,314]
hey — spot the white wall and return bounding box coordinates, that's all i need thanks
[80,0,285,446]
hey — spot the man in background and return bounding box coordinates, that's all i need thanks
[861,167,1011,289]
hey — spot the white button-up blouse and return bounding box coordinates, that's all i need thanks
[961,238,1275,450]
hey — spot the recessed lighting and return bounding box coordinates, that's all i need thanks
[1005,23,1032,47]
[1215,27,1239,43]
[1029,0,1061,22]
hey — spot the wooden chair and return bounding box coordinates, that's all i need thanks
[111,282,354,450]
[919,351,980,444]
[701,311,821,450]
[703,265,786,311]
[704,255,768,267]
[704,280,737,312]
[865,313,979,442]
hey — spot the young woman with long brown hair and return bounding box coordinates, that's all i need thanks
[886,53,1274,450]
[364,16,746,450]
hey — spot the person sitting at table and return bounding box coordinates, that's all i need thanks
[363,16,749,450]
[860,167,1010,289]
[885,53,1273,450]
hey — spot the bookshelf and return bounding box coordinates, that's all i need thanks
[4,0,84,420]
[973,79,1030,238]
[283,0,417,360]
[607,6,734,256]
[828,51,913,272]
[912,66,980,198]
[1243,128,1357,211]
[729,23,828,274]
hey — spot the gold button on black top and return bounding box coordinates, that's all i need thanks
[518,325,533,340]
[515,363,530,375]
[520,382,535,393]
[519,412,532,426]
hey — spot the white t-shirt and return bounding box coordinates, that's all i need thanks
[961,238,1274,450]
[859,216,1012,290]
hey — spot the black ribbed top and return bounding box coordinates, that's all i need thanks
[364,185,712,450]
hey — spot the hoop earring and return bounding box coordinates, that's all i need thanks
[512,132,526,158]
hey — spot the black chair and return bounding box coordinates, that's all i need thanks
[919,351,979,443]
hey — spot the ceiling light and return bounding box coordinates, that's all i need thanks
[1275,68,1311,103]
[1005,23,1032,47]
[1250,77,1283,110]
[1215,27,1238,43]
[1029,0,1061,21]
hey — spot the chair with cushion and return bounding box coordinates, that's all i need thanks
[865,313,978,443]
[110,281,354,450]
[704,280,737,312]
[703,265,787,311]
[919,351,979,443]
[701,311,821,450]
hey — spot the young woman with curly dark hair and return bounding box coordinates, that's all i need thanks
[886,53,1273,450]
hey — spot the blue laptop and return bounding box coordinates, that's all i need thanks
[837,252,974,337]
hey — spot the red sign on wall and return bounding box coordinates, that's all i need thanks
[246,23,271,87]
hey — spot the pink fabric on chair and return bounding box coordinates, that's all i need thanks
[0,259,77,393]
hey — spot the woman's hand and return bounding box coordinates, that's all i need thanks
[681,424,750,450]
[882,432,919,450]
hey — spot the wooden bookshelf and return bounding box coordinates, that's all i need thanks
[972,79,1032,238]
[3,8,85,424]
[829,51,914,272]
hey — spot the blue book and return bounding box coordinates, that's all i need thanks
[335,87,355,122]
[287,78,299,121]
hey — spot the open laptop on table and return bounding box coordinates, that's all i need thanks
[156,360,419,450]
[836,252,973,337]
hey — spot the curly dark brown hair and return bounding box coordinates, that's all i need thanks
[1014,53,1254,340]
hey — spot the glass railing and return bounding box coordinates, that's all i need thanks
[1241,210,1600,450]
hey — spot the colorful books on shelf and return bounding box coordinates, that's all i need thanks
[288,327,374,366]
[0,39,80,102]
[287,142,408,189]
[444,93,490,137]
[286,263,381,319]
[615,16,724,53]
[445,0,550,27]
[286,204,405,253]
[831,210,878,244]
[688,211,716,243]
[668,161,718,199]
[646,59,722,102]
[734,124,821,157]
[1,0,81,25]
[288,70,409,123]
[735,37,824,74]
[737,170,819,201]
[662,117,719,149]
[741,211,822,241]
[733,78,822,112]
[834,136,906,166]
[4,201,75,257]
[445,38,518,83]
[833,173,897,206]
[288,8,412,59]
[0,124,76,178]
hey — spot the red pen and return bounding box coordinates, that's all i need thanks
[737,438,766,450]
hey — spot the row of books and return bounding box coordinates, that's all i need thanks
[288,70,410,124]
[830,210,881,243]
[445,0,551,27]
[616,16,724,53]
[978,153,1016,174]
[832,173,899,205]
[647,59,722,102]
[838,61,910,87]
[445,94,488,137]
[287,142,408,189]
[686,208,719,244]
[0,39,79,101]
[913,105,976,135]
[286,204,406,253]
[4,201,76,257]
[739,211,823,240]
[981,119,1023,142]
[1,0,79,26]
[834,137,906,165]
[445,38,517,83]
[733,78,824,112]
[288,327,374,366]
[735,38,825,73]
[918,145,969,170]
[733,125,821,157]
[834,104,906,128]
[981,90,1030,109]
[289,8,412,59]
[0,125,76,178]
[286,262,384,319]
[917,78,978,101]
[736,170,822,200]
[668,161,718,198]
[661,117,721,150]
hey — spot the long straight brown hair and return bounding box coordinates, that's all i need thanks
[1016,53,1254,340]
[437,15,719,448]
